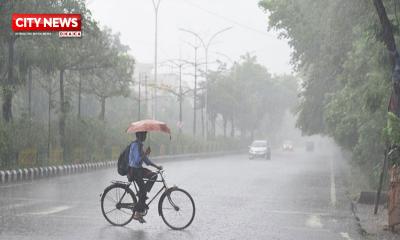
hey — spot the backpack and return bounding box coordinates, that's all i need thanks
[117,142,134,176]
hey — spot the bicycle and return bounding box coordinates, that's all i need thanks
[100,169,195,230]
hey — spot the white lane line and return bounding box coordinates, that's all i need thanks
[283,226,330,233]
[340,232,353,240]
[0,182,34,189]
[17,205,71,216]
[305,214,323,228]
[330,157,337,207]
[41,215,103,221]
[0,201,40,210]
[265,209,330,216]
[0,197,97,206]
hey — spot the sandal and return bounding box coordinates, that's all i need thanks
[133,212,146,223]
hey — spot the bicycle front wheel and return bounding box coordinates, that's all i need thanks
[101,184,136,226]
[159,188,195,230]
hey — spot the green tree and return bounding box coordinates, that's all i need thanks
[206,53,297,140]
[84,29,135,121]
[259,0,400,184]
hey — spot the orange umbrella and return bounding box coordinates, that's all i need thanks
[126,119,171,135]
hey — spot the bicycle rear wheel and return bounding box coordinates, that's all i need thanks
[159,188,195,230]
[101,184,137,226]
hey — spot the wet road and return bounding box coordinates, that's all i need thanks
[0,148,363,240]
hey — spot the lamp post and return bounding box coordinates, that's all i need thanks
[215,52,237,138]
[138,73,142,120]
[193,46,198,137]
[179,27,232,140]
[183,41,200,137]
[144,73,148,119]
[151,0,162,119]
[168,60,189,134]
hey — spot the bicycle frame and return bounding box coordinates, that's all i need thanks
[135,170,169,206]
[114,170,170,208]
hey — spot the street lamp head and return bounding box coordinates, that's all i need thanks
[179,27,233,49]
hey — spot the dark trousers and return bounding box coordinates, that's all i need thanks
[128,167,157,212]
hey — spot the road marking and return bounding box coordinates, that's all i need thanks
[18,205,71,216]
[340,232,353,240]
[41,215,103,221]
[265,209,330,216]
[282,226,330,233]
[306,214,323,228]
[0,182,34,189]
[330,157,337,207]
[0,196,97,206]
[0,201,40,210]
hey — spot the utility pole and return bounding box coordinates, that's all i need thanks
[193,47,198,137]
[144,73,148,119]
[78,71,82,120]
[28,66,32,121]
[138,73,142,120]
[179,27,232,139]
[160,59,190,133]
[215,51,236,138]
[183,40,200,137]
[151,0,161,119]
[179,64,183,134]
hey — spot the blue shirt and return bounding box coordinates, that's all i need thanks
[128,141,153,168]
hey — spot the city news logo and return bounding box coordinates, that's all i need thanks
[11,13,81,38]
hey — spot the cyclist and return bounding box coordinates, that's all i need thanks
[128,131,163,223]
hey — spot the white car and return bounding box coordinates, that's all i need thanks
[249,140,271,160]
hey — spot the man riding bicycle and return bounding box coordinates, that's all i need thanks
[128,131,162,223]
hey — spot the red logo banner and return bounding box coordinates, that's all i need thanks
[12,14,81,32]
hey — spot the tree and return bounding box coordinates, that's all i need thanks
[206,53,296,140]
[0,0,140,168]
[207,63,236,138]
[85,30,135,121]
[259,0,400,185]
[38,0,109,152]
[372,0,400,116]
[0,0,37,121]
[260,0,368,135]
[37,69,58,159]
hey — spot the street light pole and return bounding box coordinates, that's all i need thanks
[215,52,237,138]
[193,46,198,137]
[144,73,148,119]
[152,0,161,119]
[138,73,141,120]
[183,41,200,137]
[161,59,190,134]
[179,27,232,140]
[179,64,183,134]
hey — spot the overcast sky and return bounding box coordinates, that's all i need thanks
[87,0,292,75]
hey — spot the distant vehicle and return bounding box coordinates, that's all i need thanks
[282,140,294,151]
[249,140,271,160]
[306,141,315,152]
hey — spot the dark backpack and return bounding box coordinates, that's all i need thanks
[117,142,134,176]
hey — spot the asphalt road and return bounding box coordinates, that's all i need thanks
[0,147,363,240]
